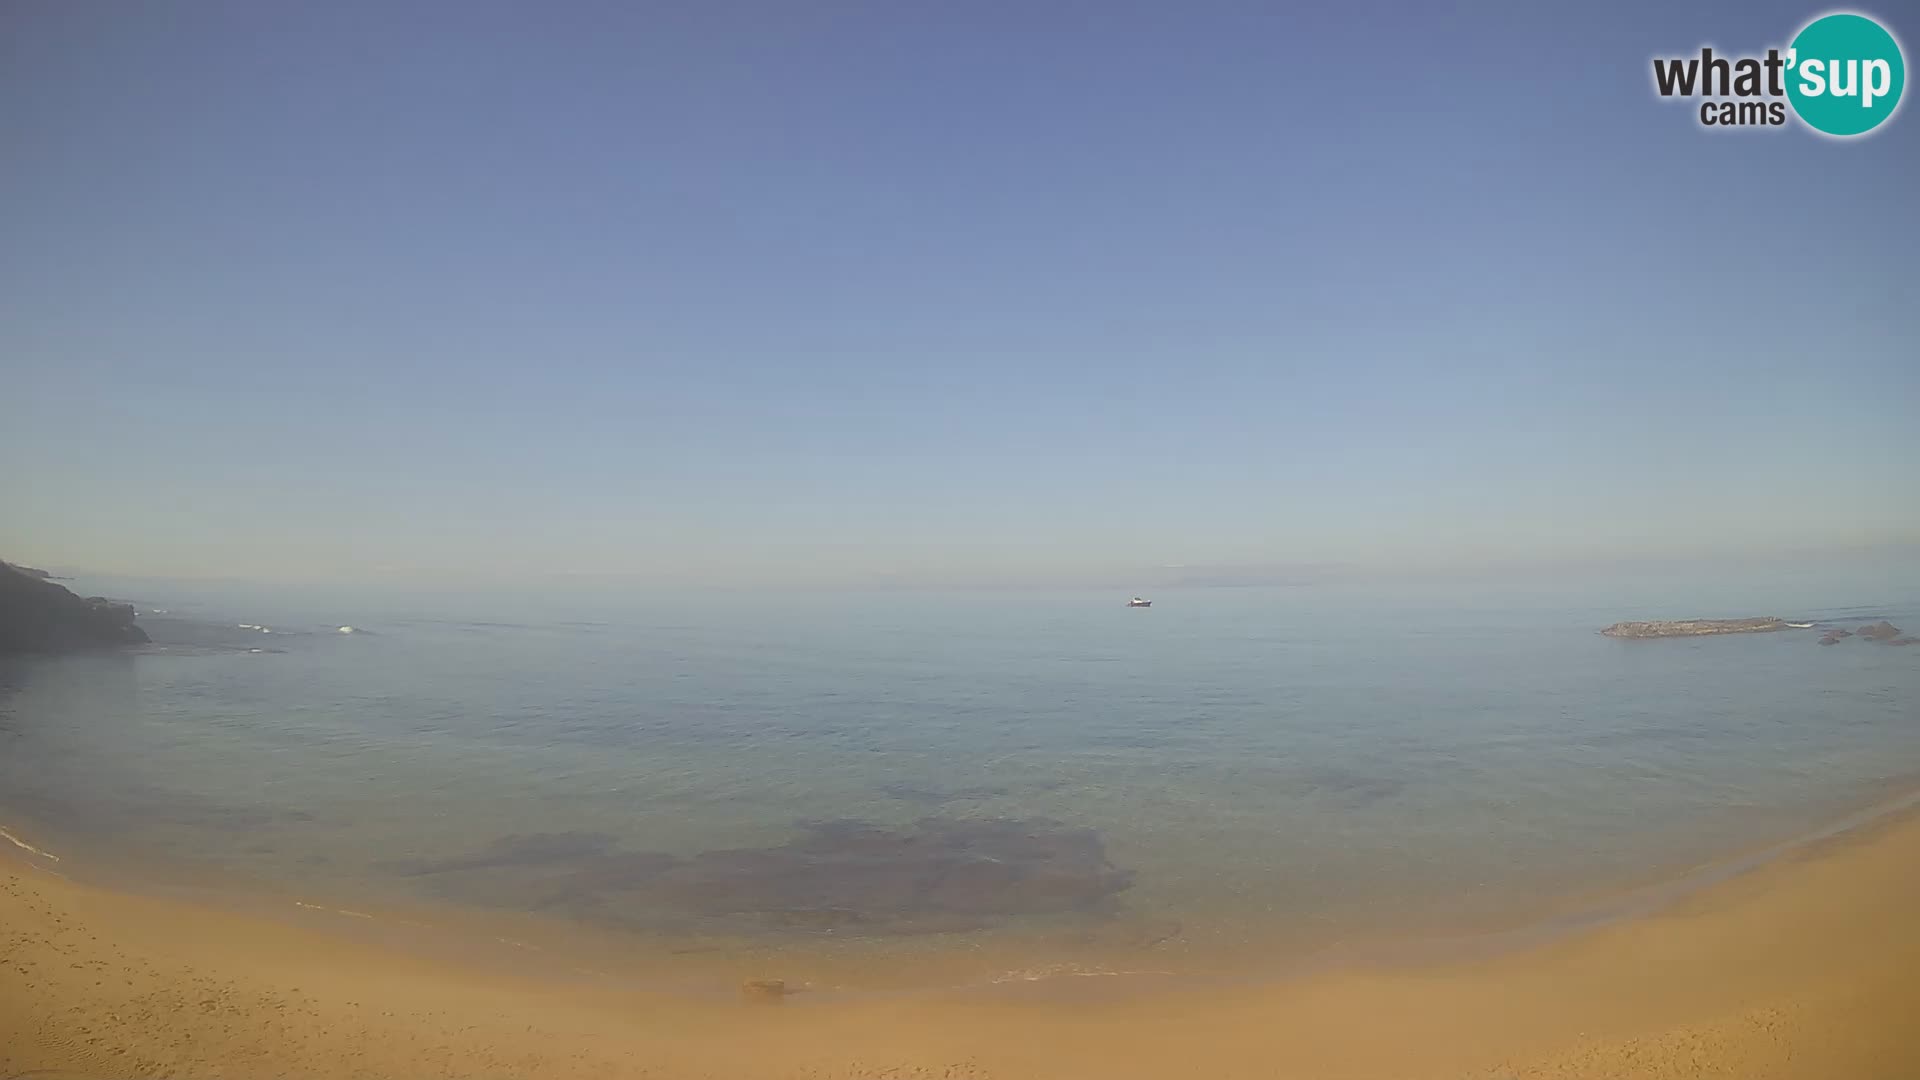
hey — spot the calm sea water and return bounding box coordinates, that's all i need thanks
[4,566,1918,977]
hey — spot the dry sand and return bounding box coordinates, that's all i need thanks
[4,807,1919,1079]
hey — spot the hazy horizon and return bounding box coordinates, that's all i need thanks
[17,542,1920,598]
[5,1,1915,585]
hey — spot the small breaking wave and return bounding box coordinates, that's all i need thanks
[982,963,1175,986]
[294,900,374,919]
[0,825,62,862]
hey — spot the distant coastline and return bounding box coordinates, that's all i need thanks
[1598,615,1916,647]
[1600,617,1790,639]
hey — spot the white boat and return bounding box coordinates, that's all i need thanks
[1127,597,1152,608]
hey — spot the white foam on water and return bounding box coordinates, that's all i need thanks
[294,900,374,919]
[0,825,62,862]
[984,963,1174,985]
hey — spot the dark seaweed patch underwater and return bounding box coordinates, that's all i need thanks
[381,817,1135,935]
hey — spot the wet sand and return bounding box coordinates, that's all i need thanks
[4,808,1919,1079]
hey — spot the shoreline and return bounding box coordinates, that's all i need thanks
[6,797,1920,1077]
[7,776,1920,1002]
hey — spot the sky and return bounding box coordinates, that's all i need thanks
[2,0,1916,586]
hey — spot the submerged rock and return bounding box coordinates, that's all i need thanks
[1819,635,1841,646]
[1888,637,1918,647]
[1856,621,1903,641]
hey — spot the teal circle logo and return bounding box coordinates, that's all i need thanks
[1786,13,1905,136]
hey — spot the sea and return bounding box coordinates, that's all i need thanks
[3,562,1918,991]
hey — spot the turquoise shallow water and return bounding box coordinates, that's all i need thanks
[3,567,1918,970]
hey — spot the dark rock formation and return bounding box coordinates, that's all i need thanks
[10,564,52,579]
[0,561,149,652]
[1819,635,1841,646]
[1856,621,1903,641]
[1600,617,1788,639]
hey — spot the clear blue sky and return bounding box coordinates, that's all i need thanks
[3,1,1915,585]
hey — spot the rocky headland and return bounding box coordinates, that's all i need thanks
[0,559,149,652]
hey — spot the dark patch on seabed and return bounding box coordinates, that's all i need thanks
[1289,765,1405,807]
[880,781,1011,805]
[380,818,1136,935]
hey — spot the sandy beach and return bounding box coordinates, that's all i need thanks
[4,804,1919,1080]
